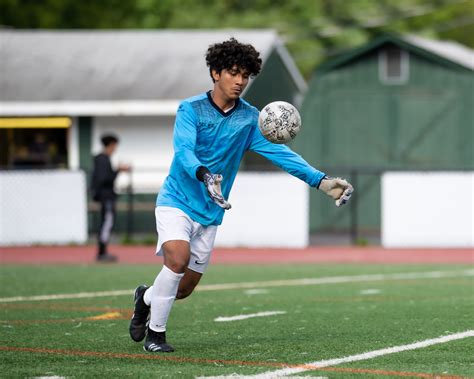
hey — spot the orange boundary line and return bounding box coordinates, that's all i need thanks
[308,366,469,378]
[0,313,131,325]
[0,345,468,379]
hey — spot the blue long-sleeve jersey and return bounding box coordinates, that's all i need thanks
[157,91,326,226]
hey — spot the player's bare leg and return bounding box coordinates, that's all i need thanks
[139,241,188,352]
[129,241,204,346]
[176,268,202,300]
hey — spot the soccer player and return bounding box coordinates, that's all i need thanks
[90,134,130,262]
[129,38,353,352]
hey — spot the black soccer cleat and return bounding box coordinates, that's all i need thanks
[129,285,150,342]
[143,328,174,353]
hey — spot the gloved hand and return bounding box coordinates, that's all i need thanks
[319,176,354,207]
[203,172,232,210]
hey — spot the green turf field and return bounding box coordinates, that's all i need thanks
[1,264,473,378]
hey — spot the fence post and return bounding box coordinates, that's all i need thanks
[350,170,358,245]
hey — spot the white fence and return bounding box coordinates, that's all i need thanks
[216,172,309,248]
[382,172,474,248]
[0,170,88,245]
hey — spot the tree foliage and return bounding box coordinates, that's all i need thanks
[1,0,472,77]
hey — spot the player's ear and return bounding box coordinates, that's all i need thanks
[211,69,220,82]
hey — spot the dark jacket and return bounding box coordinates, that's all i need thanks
[91,153,118,201]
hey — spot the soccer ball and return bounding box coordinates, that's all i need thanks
[258,101,301,144]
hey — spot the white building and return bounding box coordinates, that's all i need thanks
[0,29,306,192]
[1,30,311,246]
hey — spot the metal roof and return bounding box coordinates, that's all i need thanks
[316,33,474,74]
[0,30,306,103]
[402,34,474,70]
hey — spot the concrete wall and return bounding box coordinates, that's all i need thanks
[216,172,309,248]
[382,172,474,247]
[0,170,87,245]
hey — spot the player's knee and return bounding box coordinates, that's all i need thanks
[166,259,188,273]
[166,253,189,273]
[163,244,190,273]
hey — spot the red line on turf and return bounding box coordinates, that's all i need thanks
[308,366,467,378]
[0,346,466,378]
[0,345,288,368]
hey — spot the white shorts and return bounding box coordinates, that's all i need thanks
[155,206,218,274]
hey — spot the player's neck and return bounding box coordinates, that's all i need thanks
[210,88,235,112]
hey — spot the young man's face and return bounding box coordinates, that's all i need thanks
[212,66,250,100]
[105,142,118,156]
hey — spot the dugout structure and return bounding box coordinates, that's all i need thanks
[293,34,474,234]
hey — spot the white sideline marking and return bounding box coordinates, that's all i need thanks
[1,269,473,303]
[245,330,474,378]
[197,331,474,378]
[197,269,474,291]
[244,289,269,295]
[359,289,381,295]
[214,311,286,322]
[0,289,133,303]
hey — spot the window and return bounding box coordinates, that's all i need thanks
[0,118,70,169]
[379,46,409,84]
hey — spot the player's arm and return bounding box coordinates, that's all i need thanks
[248,126,353,207]
[173,102,203,178]
[173,102,231,209]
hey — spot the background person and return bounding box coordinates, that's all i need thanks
[91,134,130,262]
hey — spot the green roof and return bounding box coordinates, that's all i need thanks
[316,33,474,74]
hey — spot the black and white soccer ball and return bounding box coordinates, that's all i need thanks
[258,101,301,144]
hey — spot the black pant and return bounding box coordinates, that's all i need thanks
[98,198,116,255]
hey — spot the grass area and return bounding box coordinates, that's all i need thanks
[1,263,473,378]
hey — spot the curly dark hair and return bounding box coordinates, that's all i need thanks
[205,38,262,82]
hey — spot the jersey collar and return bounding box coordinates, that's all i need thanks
[207,90,240,117]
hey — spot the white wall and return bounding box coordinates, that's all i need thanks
[216,172,309,248]
[0,170,88,245]
[93,116,175,193]
[382,172,474,248]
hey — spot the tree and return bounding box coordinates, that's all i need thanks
[1,0,472,77]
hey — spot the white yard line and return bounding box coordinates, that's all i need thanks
[214,311,286,322]
[0,290,133,303]
[198,330,474,379]
[359,289,381,295]
[244,289,269,295]
[1,269,473,303]
[197,269,474,291]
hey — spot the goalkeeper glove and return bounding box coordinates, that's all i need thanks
[318,176,354,207]
[197,167,231,210]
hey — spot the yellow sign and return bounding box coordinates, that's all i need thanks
[0,117,71,128]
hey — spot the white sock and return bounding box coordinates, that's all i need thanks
[148,265,184,332]
[143,286,152,306]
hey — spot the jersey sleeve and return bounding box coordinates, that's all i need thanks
[247,125,326,188]
[173,101,203,179]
